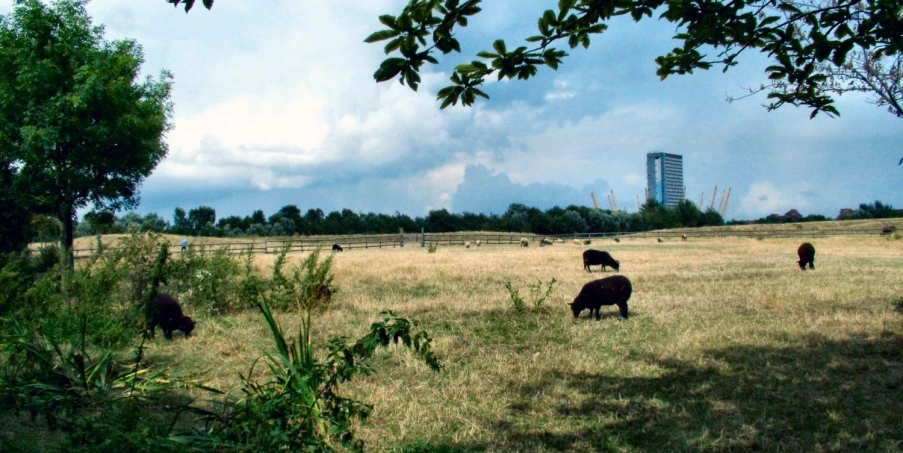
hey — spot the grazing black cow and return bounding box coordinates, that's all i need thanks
[569,275,632,320]
[149,293,195,340]
[797,242,816,270]
[332,243,343,252]
[582,249,620,272]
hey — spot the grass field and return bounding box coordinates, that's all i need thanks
[135,233,903,452]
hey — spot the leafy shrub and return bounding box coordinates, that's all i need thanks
[35,245,61,273]
[265,247,336,313]
[234,250,266,310]
[181,300,441,451]
[0,321,193,444]
[0,254,34,317]
[505,279,557,312]
[164,244,245,315]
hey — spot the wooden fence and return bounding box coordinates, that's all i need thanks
[69,228,888,260]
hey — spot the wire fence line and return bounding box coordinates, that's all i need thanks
[68,227,892,261]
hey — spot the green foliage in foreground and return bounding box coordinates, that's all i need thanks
[0,233,441,451]
[180,302,441,452]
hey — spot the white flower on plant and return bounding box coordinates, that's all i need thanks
[196,269,212,281]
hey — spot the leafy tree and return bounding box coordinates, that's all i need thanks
[640,199,679,230]
[171,207,193,234]
[425,208,461,232]
[82,210,119,235]
[699,208,725,227]
[368,0,903,118]
[732,0,903,119]
[250,209,267,225]
[0,0,172,266]
[188,205,216,232]
[674,199,703,227]
[853,200,898,218]
[0,165,32,253]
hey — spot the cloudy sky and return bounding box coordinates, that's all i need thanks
[3,0,901,221]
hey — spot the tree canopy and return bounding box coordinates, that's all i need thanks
[366,0,903,118]
[0,0,173,261]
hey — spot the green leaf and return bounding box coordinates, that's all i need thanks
[364,29,400,44]
[492,39,507,55]
[384,37,403,54]
[378,14,397,29]
[373,58,406,82]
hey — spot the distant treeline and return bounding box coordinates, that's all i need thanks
[61,199,721,239]
[39,199,893,241]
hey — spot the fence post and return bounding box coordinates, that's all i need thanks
[400,228,404,248]
[421,228,425,247]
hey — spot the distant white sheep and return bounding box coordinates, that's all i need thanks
[465,241,471,248]
[681,234,688,241]
[520,238,529,247]
[657,237,664,243]
[476,240,482,247]
[572,239,582,245]
[541,237,553,246]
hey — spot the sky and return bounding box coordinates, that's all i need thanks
[2,0,901,222]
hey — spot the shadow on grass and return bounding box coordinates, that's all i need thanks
[397,332,903,452]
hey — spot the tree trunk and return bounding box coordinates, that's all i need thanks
[59,203,75,269]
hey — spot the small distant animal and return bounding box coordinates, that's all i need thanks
[681,234,688,241]
[657,237,664,243]
[476,240,482,247]
[572,239,582,245]
[569,275,632,320]
[583,249,620,272]
[150,293,195,340]
[584,239,591,245]
[520,238,529,247]
[332,243,343,252]
[797,242,816,270]
[614,238,620,243]
[541,237,553,246]
[465,241,471,249]
[881,226,896,235]
[556,238,564,244]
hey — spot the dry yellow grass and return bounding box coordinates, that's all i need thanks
[147,234,903,451]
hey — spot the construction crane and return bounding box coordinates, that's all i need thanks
[709,185,718,211]
[609,190,619,211]
[719,187,732,217]
[591,192,601,211]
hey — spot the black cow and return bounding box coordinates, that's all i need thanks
[569,275,632,320]
[582,249,620,272]
[797,242,816,270]
[332,243,343,252]
[149,293,196,340]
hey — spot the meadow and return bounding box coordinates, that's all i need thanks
[143,233,903,452]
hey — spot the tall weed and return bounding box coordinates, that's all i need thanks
[180,299,441,451]
[505,278,557,312]
[266,246,337,313]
